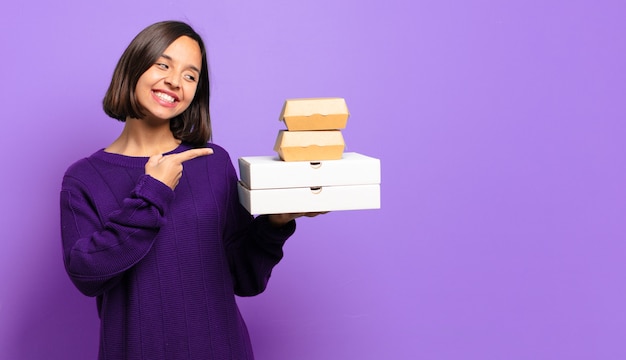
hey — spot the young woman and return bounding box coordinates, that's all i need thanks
[60,20,318,360]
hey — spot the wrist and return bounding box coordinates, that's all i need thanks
[267,214,293,228]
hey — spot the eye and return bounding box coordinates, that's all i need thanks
[184,74,197,82]
[155,63,169,70]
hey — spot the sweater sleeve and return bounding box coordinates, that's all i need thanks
[60,173,174,297]
[220,155,296,297]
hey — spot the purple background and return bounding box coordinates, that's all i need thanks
[1,1,625,359]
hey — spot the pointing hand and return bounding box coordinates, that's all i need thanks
[145,148,213,190]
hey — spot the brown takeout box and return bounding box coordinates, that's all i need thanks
[279,98,350,131]
[274,130,345,161]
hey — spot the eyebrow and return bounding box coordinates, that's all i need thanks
[160,54,201,74]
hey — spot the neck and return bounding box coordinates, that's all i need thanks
[105,117,181,156]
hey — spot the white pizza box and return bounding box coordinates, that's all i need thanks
[238,182,380,215]
[279,97,350,131]
[238,152,380,190]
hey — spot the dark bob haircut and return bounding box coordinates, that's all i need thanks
[103,21,211,146]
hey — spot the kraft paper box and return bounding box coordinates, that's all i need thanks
[279,98,350,131]
[238,183,380,215]
[274,130,345,161]
[239,152,380,190]
[237,152,381,214]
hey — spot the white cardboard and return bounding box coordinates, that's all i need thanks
[238,152,381,190]
[238,182,380,215]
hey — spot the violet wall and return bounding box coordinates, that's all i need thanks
[2,1,625,359]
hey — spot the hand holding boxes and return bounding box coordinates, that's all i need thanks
[237,98,381,215]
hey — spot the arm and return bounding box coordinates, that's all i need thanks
[60,173,174,297]
[60,148,211,296]
[220,159,296,296]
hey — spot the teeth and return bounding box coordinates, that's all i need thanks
[154,91,176,103]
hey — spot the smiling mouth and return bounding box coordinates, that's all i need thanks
[153,91,178,104]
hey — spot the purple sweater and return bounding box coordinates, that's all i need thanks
[60,143,295,360]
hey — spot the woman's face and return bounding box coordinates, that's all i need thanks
[134,35,202,122]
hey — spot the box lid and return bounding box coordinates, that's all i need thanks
[239,152,380,189]
[273,130,345,162]
[279,98,349,131]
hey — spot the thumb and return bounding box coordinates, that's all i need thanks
[146,154,163,167]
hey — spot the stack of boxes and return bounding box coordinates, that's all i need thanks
[273,97,348,161]
[237,97,381,214]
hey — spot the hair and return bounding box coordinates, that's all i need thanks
[103,21,211,146]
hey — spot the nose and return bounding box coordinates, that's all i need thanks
[164,73,180,88]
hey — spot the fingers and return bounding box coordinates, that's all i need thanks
[304,211,329,217]
[146,154,164,166]
[286,212,328,218]
[143,148,211,191]
[267,211,329,227]
[171,148,214,164]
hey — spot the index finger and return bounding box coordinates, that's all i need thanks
[172,148,214,163]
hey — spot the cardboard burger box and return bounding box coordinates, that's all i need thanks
[237,152,380,214]
[279,97,349,131]
[273,130,345,162]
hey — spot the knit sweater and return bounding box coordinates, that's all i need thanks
[60,142,295,360]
